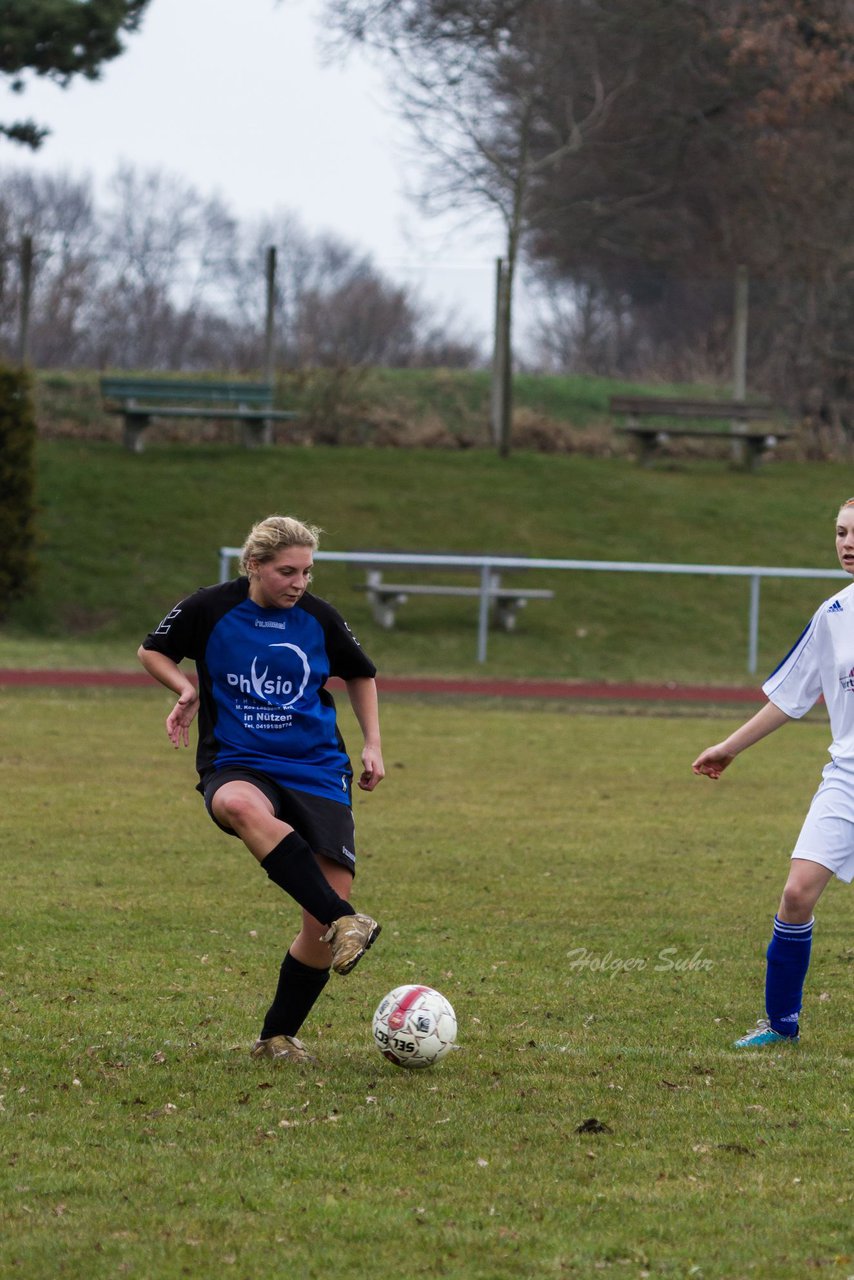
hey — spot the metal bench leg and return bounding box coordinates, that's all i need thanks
[729,432,763,471]
[494,598,525,631]
[729,423,748,469]
[375,599,401,629]
[745,438,764,472]
[637,434,657,467]
[365,571,402,629]
[488,574,517,630]
[123,414,149,453]
[242,418,272,448]
[635,432,660,468]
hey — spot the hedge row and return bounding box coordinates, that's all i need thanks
[0,364,37,617]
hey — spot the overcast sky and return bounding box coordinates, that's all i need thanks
[6,0,530,351]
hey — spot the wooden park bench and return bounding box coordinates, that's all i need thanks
[100,377,299,453]
[609,395,789,471]
[356,568,554,631]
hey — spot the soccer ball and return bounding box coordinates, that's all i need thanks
[372,984,457,1069]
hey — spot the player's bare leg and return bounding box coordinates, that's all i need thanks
[212,781,378,961]
[210,780,289,860]
[777,859,833,923]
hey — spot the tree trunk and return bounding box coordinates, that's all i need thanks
[490,258,509,451]
[496,253,514,458]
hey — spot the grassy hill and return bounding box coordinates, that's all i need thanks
[2,424,849,684]
[32,367,779,453]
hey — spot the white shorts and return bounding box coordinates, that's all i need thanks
[792,759,854,883]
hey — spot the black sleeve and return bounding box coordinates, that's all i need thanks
[140,587,209,663]
[328,618,378,680]
[301,594,377,680]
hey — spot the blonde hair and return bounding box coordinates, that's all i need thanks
[239,515,322,575]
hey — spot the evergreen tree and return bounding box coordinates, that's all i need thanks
[0,0,150,148]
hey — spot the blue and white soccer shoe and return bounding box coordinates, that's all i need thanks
[734,1018,800,1048]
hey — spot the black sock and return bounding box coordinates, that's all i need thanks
[260,831,355,926]
[260,950,330,1039]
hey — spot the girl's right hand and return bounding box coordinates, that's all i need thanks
[165,687,200,748]
[691,744,735,779]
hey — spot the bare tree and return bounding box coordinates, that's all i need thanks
[323,0,633,454]
[0,169,101,364]
[0,161,477,374]
[90,166,243,369]
[240,214,476,369]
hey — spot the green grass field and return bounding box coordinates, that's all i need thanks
[2,440,851,687]
[3,373,852,1275]
[1,689,851,1279]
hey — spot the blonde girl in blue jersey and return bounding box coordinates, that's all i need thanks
[139,515,384,1065]
[692,498,854,1047]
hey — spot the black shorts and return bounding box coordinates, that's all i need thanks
[201,767,356,874]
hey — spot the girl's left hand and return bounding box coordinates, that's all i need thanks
[358,744,386,791]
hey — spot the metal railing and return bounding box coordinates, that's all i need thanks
[218,546,848,671]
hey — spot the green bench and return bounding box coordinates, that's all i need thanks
[100,377,299,453]
[609,395,789,471]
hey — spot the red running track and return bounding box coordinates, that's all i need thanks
[0,669,764,703]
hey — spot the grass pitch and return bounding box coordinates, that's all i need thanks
[1,689,852,1279]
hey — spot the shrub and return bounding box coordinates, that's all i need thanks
[0,364,37,617]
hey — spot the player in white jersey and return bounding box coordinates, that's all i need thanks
[692,498,854,1048]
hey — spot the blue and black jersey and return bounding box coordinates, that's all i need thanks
[141,579,377,805]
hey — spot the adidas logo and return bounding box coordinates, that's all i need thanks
[828,600,844,614]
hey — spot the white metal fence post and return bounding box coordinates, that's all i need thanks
[477,564,492,663]
[748,574,761,674]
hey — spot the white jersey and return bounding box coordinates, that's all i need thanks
[763,580,854,765]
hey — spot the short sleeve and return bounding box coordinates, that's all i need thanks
[762,609,823,719]
[141,588,207,663]
[301,595,377,680]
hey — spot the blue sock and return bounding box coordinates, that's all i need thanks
[764,915,813,1036]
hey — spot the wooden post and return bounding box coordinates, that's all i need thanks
[263,245,277,384]
[730,264,749,466]
[253,245,277,447]
[489,257,505,450]
[490,257,514,458]
[499,260,513,459]
[17,235,33,366]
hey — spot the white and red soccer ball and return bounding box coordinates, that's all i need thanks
[372,984,458,1068]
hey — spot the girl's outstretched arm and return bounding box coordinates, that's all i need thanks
[692,700,792,779]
